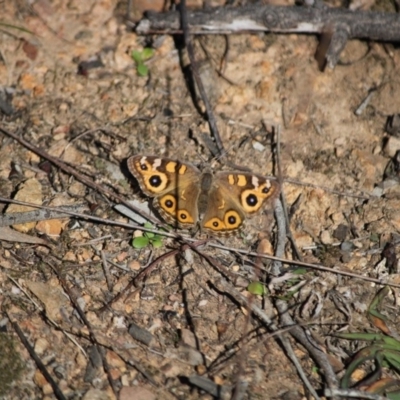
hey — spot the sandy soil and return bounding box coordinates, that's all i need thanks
[1,0,400,399]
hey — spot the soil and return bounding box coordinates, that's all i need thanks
[1,1,400,399]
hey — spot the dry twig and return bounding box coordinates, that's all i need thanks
[6,314,67,400]
[136,4,400,68]
[274,198,339,392]
[0,127,162,227]
[180,0,226,157]
[2,197,399,289]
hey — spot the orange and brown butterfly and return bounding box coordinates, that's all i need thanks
[127,155,280,236]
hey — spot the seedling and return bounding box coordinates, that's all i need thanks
[336,287,400,398]
[132,222,163,249]
[131,48,154,77]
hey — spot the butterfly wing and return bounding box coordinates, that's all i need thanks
[127,155,202,228]
[201,172,279,236]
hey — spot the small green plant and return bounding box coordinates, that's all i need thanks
[247,281,267,296]
[132,222,163,249]
[131,48,154,77]
[335,287,400,398]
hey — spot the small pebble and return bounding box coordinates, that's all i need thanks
[252,140,265,152]
[340,241,355,252]
[34,338,49,355]
[128,260,141,271]
[320,230,333,245]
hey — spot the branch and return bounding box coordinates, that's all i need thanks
[136,4,400,68]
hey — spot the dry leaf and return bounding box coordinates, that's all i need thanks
[25,281,68,322]
[0,227,47,245]
[6,178,43,232]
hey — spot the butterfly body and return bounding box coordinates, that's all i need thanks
[127,155,279,236]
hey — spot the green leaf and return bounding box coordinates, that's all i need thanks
[382,349,400,371]
[247,281,267,296]
[341,347,381,388]
[132,236,150,249]
[368,286,390,321]
[335,332,384,341]
[145,231,155,239]
[387,391,400,400]
[141,48,154,60]
[152,238,163,248]
[382,336,400,349]
[131,50,142,63]
[292,268,308,275]
[144,222,153,229]
[137,63,149,77]
[0,22,35,35]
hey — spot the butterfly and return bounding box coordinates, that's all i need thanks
[128,155,279,236]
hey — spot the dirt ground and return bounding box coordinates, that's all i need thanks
[2,0,400,399]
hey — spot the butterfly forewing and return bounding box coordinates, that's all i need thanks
[128,155,202,229]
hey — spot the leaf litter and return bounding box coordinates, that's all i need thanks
[2,0,400,399]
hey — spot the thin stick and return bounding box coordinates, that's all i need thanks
[99,240,207,311]
[283,177,370,200]
[7,275,87,357]
[272,191,322,395]
[180,0,226,158]
[275,126,302,261]
[46,260,119,397]
[101,250,113,292]
[214,278,321,399]
[0,127,162,227]
[325,388,386,400]
[0,203,88,227]
[6,312,67,400]
[1,197,399,289]
[274,198,339,391]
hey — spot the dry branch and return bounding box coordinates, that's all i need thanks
[137,4,400,39]
[0,204,88,227]
[136,4,400,68]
